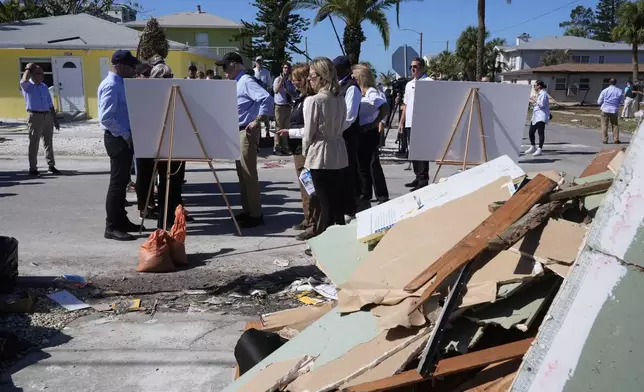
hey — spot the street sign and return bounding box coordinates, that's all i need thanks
[392,45,419,78]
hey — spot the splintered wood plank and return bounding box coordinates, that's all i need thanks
[405,174,557,307]
[342,338,534,392]
[578,148,624,178]
[548,178,613,201]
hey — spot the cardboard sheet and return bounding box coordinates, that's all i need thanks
[287,327,430,392]
[510,219,587,265]
[338,177,514,314]
[340,334,429,388]
[260,302,335,332]
[371,296,440,331]
[238,356,313,392]
[408,81,531,163]
[608,150,626,175]
[355,155,524,243]
[124,79,240,160]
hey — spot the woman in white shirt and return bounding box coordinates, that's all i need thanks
[352,65,390,207]
[526,80,550,157]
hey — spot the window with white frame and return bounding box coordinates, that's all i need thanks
[599,55,605,64]
[579,77,590,90]
[510,56,517,70]
[555,77,567,90]
[195,32,209,46]
[19,58,54,87]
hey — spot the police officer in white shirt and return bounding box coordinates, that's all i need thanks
[398,57,430,191]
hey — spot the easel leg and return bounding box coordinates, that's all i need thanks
[175,88,243,236]
[140,85,175,233]
[163,86,178,231]
[475,90,488,162]
[462,89,477,171]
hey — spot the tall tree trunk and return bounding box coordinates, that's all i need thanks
[476,0,486,80]
[343,24,365,64]
[633,43,639,82]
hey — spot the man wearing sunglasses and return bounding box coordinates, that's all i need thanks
[20,63,60,177]
[216,52,274,228]
[398,57,431,191]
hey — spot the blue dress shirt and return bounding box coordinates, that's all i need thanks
[236,72,274,127]
[98,72,131,139]
[20,80,53,112]
[597,85,624,114]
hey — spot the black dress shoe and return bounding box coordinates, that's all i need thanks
[104,229,136,241]
[120,221,145,233]
[239,215,264,229]
[411,182,429,192]
[49,166,62,174]
[404,180,418,188]
[29,169,40,177]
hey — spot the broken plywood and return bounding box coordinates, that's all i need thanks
[238,356,314,392]
[339,177,514,314]
[510,218,587,265]
[608,150,625,175]
[578,148,624,178]
[260,302,335,332]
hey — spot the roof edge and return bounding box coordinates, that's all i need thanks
[123,22,241,29]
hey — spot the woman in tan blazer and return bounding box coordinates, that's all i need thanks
[302,57,348,233]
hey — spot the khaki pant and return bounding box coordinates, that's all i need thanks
[293,154,320,231]
[27,112,55,171]
[274,105,291,150]
[601,111,620,143]
[236,126,262,218]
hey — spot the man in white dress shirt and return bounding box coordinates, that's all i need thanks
[597,78,623,144]
[398,57,430,191]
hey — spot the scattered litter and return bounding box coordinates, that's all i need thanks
[127,299,142,311]
[251,289,268,298]
[183,289,208,295]
[296,293,323,305]
[90,303,113,312]
[47,290,90,312]
[229,293,248,299]
[273,258,290,268]
[58,274,90,288]
[150,299,159,318]
[312,284,338,300]
[570,119,580,122]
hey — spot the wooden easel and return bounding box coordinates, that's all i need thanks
[139,85,242,236]
[432,87,488,183]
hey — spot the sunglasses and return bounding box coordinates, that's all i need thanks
[409,64,421,70]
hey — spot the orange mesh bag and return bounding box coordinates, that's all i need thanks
[168,205,188,265]
[137,229,175,273]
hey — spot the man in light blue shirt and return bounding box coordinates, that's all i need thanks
[20,63,60,176]
[217,52,274,228]
[273,62,297,154]
[597,78,623,144]
[98,50,140,241]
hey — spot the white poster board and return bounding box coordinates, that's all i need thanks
[408,81,531,163]
[124,79,240,160]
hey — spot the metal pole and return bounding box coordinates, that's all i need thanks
[305,37,309,63]
[446,40,449,52]
[404,44,408,78]
[419,32,423,58]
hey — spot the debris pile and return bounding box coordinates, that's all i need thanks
[223,149,625,392]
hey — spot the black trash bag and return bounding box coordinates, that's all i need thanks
[0,237,18,294]
[234,328,288,376]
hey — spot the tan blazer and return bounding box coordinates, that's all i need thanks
[302,90,348,170]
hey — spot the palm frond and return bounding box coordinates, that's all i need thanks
[365,7,390,48]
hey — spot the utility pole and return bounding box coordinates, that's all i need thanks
[446,40,449,52]
[305,37,309,64]
[400,28,423,60]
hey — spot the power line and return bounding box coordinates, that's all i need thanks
[491,0,581,35]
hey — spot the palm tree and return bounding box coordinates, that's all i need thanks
[379,70,396,86]
[476,0,511,81]
[456,26,481,81]
[292,0,422,63]
[486,37,507,80]
[613,0,644,82]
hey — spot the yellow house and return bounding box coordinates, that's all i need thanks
[0,13,220,119]
[123,5,244,69]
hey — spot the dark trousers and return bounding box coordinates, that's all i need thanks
[357,128,389,204]
[529,121,546,148]
[135,158,155,211]
[342,129,360,216]
[310,168,346,235]
[157,161,185,230]
[104,132,133,231]
[406,127,429,184]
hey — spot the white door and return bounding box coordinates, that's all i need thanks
[54,57,86,112]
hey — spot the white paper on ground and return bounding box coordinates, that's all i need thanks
[313,284,339,300]
[355,155,525,242]
[124,79,240,160]
[408,80,530,163]
[47,290,91,311]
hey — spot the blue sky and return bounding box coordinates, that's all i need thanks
[136,0,596,73]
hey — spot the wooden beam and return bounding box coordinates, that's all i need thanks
[487,200,566,252]
[405,174,557,297]
[548,178,613,201]
[342,338,534,392]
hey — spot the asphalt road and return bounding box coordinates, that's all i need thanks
[0,122,630,293]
